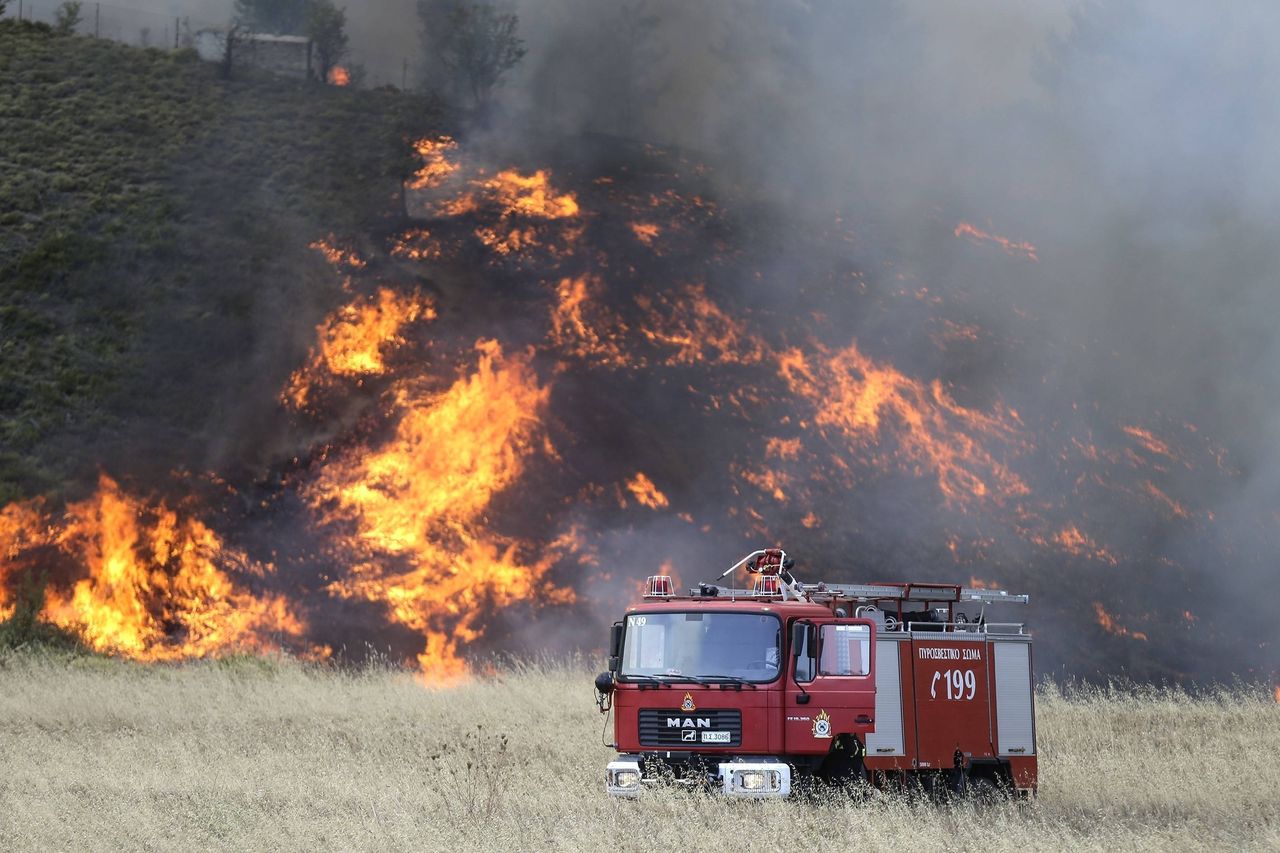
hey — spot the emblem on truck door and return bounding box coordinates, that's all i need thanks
[681,692,697,712]
[812,709,832,738]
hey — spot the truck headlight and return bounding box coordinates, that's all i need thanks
[607,759,644,796]
[732,769,780,792]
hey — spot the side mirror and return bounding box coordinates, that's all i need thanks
[609,622,624,673]
[790,622,814,658]
[594,671,615,714]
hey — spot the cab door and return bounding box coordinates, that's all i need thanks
[783,618,877,754]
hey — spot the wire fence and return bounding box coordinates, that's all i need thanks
[2,0,420,89]
[4,0,211,48]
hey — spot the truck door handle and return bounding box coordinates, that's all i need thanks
[796,694,810,704]
[856,714,873,725]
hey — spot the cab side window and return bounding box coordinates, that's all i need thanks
[794,623,816,683]
[818,624,871,676]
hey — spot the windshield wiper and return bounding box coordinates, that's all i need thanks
[623,673,719,687]
[621,674,682,688]
[699,674,759,689]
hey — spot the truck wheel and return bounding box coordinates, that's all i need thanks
[967,775,1003,806]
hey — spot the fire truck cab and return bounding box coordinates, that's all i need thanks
[595,549,1035,799]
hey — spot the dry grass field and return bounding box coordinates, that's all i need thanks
[0,651,1275,852]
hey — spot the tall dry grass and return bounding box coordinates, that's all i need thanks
[0,651,1275,852]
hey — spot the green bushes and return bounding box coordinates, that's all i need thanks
[0,22,441,503]
[0,573,82,653]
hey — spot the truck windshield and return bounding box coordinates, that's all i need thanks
[620,612,782,683]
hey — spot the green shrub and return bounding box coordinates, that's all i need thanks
[0,572,84,653]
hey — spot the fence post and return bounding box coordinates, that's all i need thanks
[402,58,408,91]
[95,3,100,37]
[17,0,22,22]
[174,17,179,49]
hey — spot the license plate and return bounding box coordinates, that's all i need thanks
[701,731,731,744]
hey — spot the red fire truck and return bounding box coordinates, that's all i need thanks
[595,548,1036,799]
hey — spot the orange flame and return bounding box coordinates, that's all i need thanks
[1274,686,1280,704]
[1041,525,1120,565]
[423,165,581,257]
[636,284,766,367]
[309,236,366,270]
[1123,425,1172,457]
[1143,481,1191,519]
[1,502,52,620]
[482,169,580,220]
[765,438,802,461]
[434,168,580,221]
[474,225,540,256]
[286,287,436,409]
[778,343,1027,507]
[470,171,580,256]
[307,340,573,681]
[5,475,305,659]
[625,473,669,510]
[629,222,661,246]
[1093,602,1148,642]
[548,274,1028,514]
[954,222,1038,261]
[549,275,632,368]
[408,137,460,190]
[328,66,350,87]
[390,228,446,261]
[550,280,767,371]
[738,466,791,503]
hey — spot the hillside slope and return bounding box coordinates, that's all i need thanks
[0,21,439,502]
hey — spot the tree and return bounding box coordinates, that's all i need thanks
[419,2,526,112]
[54,1,83,35]
[234,0,309,34]
[306,0,349,84]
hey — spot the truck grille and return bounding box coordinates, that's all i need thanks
[638,709,743,747]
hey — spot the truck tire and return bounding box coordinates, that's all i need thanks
[967,775,1003,806]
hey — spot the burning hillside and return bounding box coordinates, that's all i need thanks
[0,133,1271,686]
[0,475,304,660]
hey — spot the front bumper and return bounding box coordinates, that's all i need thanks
[606,756,791,798]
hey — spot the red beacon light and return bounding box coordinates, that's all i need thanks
[644,575,674,597]
[751,574,781,596]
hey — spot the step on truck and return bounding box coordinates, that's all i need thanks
[594,548,1036,799]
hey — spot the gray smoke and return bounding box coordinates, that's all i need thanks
[490,0,1280,682]
[113,0,1280,681]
